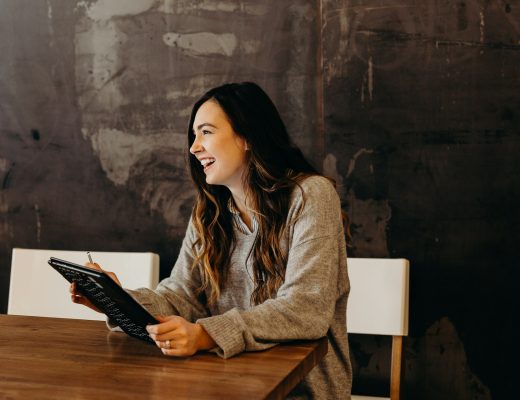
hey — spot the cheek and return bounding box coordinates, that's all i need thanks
[233,149,248,169]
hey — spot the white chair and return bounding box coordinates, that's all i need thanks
[8,248,160,321]
[347,258,410,400]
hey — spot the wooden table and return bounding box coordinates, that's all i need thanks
[0,314,327,399]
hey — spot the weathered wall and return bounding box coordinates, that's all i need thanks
[1,1,518,398]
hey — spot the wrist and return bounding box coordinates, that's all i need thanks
[195,323,216,351]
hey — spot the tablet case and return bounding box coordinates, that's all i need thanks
[48,257,158,343]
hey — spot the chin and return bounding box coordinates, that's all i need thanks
[205,175,217,185]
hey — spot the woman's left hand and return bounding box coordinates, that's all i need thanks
[146,315,216,357]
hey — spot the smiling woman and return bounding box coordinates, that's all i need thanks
[190,100,249,192]
[70,82,353,400]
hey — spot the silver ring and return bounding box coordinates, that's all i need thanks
[165,339,171,349]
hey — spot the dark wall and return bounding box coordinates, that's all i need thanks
[1,1,518,399]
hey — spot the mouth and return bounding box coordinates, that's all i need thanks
[200,158,216,172]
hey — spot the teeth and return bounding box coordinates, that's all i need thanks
[200,158,215,166]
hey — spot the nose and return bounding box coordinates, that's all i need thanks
[190,133,203,155]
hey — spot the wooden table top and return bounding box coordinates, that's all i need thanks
[0,314,327,400]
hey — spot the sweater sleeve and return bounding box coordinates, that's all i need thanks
[124,218,210,322]
[196,176,346,358]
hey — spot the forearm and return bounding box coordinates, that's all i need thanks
[197,293,335,358]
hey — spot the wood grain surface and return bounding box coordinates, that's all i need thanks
[0,314,327,399]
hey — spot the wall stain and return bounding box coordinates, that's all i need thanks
[405,318,492,399]
[457,2,468,31]
[158,1,268,16]
[358,29,520,50]
[162,32,238,56]
[78,0,156,21]
[31,129,41,141]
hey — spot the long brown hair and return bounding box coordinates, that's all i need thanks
[187,82,320,305]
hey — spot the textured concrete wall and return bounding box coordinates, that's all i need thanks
[1,1,518,398]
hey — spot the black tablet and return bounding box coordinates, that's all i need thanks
[48,257,158,344]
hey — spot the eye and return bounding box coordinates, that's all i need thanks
[202,129,213,135]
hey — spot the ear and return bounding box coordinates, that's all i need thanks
[245,142,250,151]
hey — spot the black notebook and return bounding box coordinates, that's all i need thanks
[48,257,158,343]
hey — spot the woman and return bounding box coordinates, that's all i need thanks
[71,82,352,399]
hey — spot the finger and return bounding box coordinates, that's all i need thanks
[161,347,193,357]
[70,282,83,298]
[146,316,182,335]
[146,316,177,334]
[71,293,87,305]
[153,331,184,342]
[84,263,121,286]
[70,282,84,298]
[85,262,102,271]
[69,286,96,309]
[155,339,176,350]
[149,330,179,342]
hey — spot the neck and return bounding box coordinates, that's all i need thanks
[228,186,253,231]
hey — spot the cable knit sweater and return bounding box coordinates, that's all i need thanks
[123,175,352,399]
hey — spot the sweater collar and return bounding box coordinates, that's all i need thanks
[227,197,257,235]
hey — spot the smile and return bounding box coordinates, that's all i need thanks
[200,158,216,171]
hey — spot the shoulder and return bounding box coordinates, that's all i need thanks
[285,175,343,243]
[291,175,339,205]
[288,175,341,219]
[299,174,336,194]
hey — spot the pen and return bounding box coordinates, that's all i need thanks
[87,251,93,264]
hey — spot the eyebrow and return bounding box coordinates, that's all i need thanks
[195,122,217,131]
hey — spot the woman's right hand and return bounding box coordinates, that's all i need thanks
[69,262,122,313]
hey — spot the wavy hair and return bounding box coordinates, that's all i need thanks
[187,82,321,305]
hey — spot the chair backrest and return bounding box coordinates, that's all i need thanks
[347,258,409,336]
[347,257,410,400]
[8,248,160,321]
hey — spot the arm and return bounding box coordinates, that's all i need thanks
[124,218,210,323]
[197,177,347,358]
[104,219,216,356]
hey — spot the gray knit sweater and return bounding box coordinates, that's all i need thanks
[125,176,352,399]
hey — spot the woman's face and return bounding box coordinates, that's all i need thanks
[190,100,249,191]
